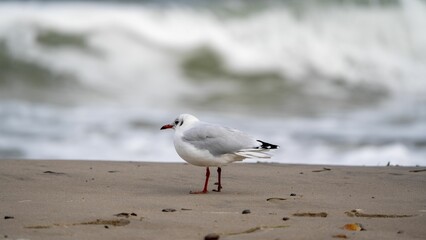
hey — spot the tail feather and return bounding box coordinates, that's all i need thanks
[233,140,279,159]
[256,140,279,150]
[234,149,272,159]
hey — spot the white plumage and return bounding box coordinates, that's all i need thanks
[161,113,278,193]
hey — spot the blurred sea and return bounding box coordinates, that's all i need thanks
[0,0,425,166]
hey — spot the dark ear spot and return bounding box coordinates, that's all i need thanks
[179,120,184,126]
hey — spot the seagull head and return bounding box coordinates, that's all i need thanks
[160,113,199,131]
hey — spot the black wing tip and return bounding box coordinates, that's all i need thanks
[257,140,279,149]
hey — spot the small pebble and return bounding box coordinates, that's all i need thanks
[4,216,14,220]
[397,230,404,234]
[290,193,296,196]
[242,209,251,214]
[282,217,290,221]
[104,225,109,229]
[130,213,137,216]
[162,208,176,212]
[343,223,365,231]
[204,233,220,240]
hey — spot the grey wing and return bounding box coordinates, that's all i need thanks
[182,123,259,156]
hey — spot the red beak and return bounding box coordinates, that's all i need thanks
[160,124,173,130]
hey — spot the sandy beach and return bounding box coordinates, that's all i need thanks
[0,160,425,240]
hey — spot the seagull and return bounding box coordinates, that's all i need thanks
[161,114,279,194]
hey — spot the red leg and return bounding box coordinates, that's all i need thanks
[213,167,222,192]
[190,167,210,194]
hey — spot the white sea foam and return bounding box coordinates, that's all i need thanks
[1,1,425,103]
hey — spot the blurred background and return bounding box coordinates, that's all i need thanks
[0,0,425,166]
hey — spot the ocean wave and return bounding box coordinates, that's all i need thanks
[0,1,425,165]
[0,101,424,166]
[0,1,425,111]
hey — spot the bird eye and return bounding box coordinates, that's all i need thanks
[174,120,179,125]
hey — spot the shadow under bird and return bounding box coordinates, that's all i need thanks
[161,114,279,194]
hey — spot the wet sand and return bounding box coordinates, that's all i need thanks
[1,160,425,240]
